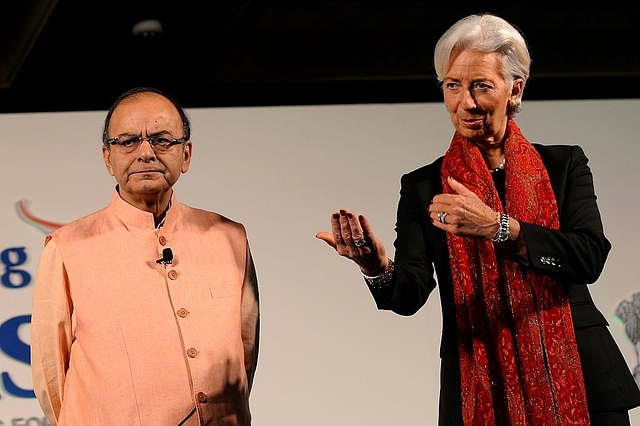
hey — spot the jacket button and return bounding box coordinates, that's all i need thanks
[196,392,207,402]
[168,270,178,280]
[159,235,167,246]
[177,308,189,318]
[187,348,198,358]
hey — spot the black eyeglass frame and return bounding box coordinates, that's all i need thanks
[105,135,188,151]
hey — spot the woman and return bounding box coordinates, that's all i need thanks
[316,13,640,426]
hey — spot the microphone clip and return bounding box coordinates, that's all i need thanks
[156,248,173,267]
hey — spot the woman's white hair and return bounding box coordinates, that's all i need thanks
[434,13,531,116]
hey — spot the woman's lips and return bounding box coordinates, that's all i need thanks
[462,118,483,128]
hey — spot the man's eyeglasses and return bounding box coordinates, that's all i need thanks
[106,135,187,154]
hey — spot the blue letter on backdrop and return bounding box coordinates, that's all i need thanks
[0,315,35,397]
[1,246,31,288]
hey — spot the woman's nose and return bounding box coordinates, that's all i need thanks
[460,89,476,109]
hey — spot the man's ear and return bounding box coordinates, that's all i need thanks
[102,145,115,176]
[181,141,193,174]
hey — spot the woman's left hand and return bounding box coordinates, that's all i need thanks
[429,176,498,239]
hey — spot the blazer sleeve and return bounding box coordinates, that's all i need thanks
[521,145,611,284]
[367,163,442,316]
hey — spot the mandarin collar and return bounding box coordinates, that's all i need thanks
[109,187,176,229]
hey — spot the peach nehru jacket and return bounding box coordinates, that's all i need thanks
[31,189,260,425]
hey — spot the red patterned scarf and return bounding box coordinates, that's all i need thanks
[441,119,590,425]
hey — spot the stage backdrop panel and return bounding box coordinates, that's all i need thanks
[1,99,639,425]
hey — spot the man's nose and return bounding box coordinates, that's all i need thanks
[137,138,156,159]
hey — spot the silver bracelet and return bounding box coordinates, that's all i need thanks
[491,213,510,243]
[362,259,395,289]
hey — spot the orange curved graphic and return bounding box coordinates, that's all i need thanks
[16,199,66,234]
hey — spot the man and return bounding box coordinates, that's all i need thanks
[30,87,260,425]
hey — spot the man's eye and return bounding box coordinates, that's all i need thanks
[120,138,139,147]
[152,138,173,146]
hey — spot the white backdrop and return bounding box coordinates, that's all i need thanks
[1,99,640,425]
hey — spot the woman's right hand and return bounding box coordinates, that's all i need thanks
[316,209,389,276]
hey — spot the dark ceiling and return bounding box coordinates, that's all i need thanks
[1,2,639,114]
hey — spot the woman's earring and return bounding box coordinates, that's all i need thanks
[509,99,517,107]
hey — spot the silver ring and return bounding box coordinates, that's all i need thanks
[437,211,448,224]
[354,239,366,247]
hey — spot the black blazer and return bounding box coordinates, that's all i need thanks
[369,144,640,414]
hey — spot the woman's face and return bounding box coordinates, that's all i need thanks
[443,49,522,145]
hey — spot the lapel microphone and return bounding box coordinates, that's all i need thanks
[156,248,173,266]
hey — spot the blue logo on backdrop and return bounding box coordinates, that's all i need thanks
[1,246,35,398]
[0,200,66,403]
